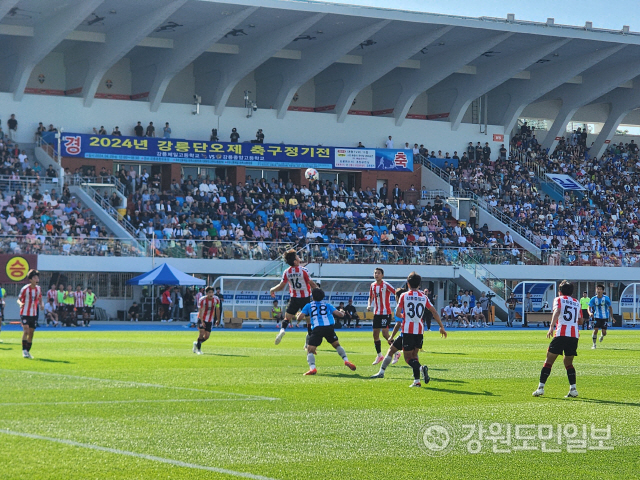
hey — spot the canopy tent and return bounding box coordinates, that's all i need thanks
[127,263,206,321]
[127,263,206,286]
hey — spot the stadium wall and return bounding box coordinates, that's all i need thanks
[0,92,506,153]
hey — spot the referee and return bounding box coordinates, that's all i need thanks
[579,291,590,330]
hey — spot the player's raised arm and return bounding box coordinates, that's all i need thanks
[270,280,286,297]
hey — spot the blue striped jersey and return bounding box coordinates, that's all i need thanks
[301,301,336,328]
[589,295,611,319]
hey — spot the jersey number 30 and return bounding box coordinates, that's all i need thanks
[406,302,425,319]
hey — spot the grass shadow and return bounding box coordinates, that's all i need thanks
[35,358,72,364]
[206,353,249,357]
[608,348,640,352]
[425,387,497,396]
[425,352,469,356]
[0,346,13,350]
[549,397,640,408]
[319,372,367,379]
[428,378,468,384]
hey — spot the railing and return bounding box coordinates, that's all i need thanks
[458,257,510,301]
[453,188,539,249]
[0,176,60,194]
[0,235,146,257]
[416,154,539,250]
[68,174,126,195]
[79,183,142,245]
[1,235,637,267]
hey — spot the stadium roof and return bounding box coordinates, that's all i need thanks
[2,0,640,152]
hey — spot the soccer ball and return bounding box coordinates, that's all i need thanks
[305,168,319,181]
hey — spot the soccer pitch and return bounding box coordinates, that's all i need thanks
[1,329,638,480]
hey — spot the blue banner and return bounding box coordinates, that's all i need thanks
[51,132,413,172]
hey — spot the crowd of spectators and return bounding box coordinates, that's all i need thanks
[413,122,640,266]
[114,167,534,263]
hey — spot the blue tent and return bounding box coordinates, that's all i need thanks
[126,263,206,286]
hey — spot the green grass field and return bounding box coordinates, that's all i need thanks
[0,328,638,480]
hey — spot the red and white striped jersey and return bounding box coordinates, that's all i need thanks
[369,281,395,315]
[19,284,42,317]
[553,295,581,338]
[198,295,220,323]
[194,291,203,306]
[73,291,86,308]
[47,289,57,307]
[398,290,432,335]
[282,266,312,298]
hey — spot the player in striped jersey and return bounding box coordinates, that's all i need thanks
[18,270,44,359]
[193,287,220,355]
[367,268,396,365]
[71,285,90,327]
[371,286,408,379]
[270,249,318,345]
[533,280,582,398]
[47,284,57,309]
[295,288,356,375]
[395,272,447,387]
[589,284,612,349]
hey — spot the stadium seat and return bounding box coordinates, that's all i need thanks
[223,310,233,319]
[260,310,271,320]
[235,311,247,319]
[366,311,375,320]
[247,311,258,320]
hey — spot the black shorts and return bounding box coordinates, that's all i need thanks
[57,306,65,314]
[548,336,579,356]
[392,336,403,351]
[286,296,310,316]
[198,320,213,332]
[581,309,589,321]
[21,315,38,329]
[593,319,608,329]
[402,333,423,351]
[373,314,392,329]
[307,326,338,347]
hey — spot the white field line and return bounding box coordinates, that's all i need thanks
[0,429,280,480]
[0,398,267,407]
[0,369,279,401]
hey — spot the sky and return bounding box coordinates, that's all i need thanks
[299,0,640,31]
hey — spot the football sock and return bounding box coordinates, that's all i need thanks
[307,353,316,370]
[539,363,552,385]
[196,337,204,349]
[281,320,290,330]
[335,346,348,361]
[27,342,32,352]
[380,355,393,373]
[566,366,576,386]
[592,334,597,345]
[22,340,27,350]
[374,340,382,354]
[408,358,421,380]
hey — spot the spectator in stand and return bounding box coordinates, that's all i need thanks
[255,129,264,144]
[357,142,365,148]
[35,122,46,140]
[392,184,401,201]
[134,122,144,137]
[112,126,122,136]
[146,122,155,137]
[385,136,393,148]
[93,126,107,135]
[7,114,17,141]
[230,128,240,143]
[163,122,171,138]
[210,128,218,142]
[160,286,172,321]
